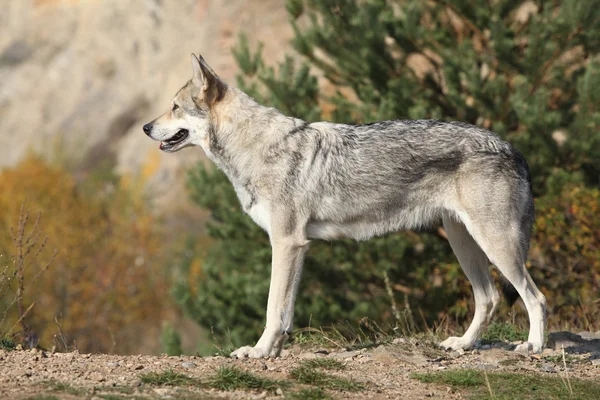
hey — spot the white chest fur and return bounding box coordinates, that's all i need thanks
[233,183,272,235]
[247,201,271,235]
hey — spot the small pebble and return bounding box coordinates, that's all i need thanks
[153,387,173,397]
[181,362,196,368]
[331,351,357,359]
[541,364,555,373]
[475,363,497,371]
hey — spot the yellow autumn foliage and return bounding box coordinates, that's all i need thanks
[530,185,600,329]
[0,156,171,354]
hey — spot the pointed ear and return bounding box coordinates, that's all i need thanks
[191,53,204,88]
[198,55,220,81]
[191,54,226,104]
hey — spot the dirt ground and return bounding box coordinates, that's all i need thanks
[1,334,599,399]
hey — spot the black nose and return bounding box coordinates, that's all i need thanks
[143,123,153,136]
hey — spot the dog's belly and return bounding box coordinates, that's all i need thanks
[307,220,407,241]
[306,205,445,241]
[306,221,373,241]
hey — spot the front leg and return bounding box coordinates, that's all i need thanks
[231,226,309,359]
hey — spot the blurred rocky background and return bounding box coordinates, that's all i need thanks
[1,0,598,356]
[0,0,290,218]
[0,0,293,355]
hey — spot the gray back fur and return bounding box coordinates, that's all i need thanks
[206,88,533,243]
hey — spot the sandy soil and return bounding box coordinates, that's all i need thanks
[1,336,599,399]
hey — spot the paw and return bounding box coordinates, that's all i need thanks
[514,341,542,355]
[230,346,270,359]
[268,335,286,358]
[269,344,284,358]
[439,336,473,351]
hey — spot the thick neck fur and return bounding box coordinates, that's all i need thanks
[208,86,302,187]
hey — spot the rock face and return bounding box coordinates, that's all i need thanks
[547,331,600,353]
[0,0,291,211]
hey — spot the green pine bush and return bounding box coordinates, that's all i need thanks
[174,0,599,347]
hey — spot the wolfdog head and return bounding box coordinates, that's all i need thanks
[142,54,226,153]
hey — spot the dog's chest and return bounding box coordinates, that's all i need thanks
[233,183,271,235]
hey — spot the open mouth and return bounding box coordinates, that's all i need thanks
[160,129,189,151]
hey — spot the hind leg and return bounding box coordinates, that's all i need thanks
[461,214,546,353]
[440,217,500,351]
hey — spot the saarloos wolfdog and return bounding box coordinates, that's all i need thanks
[143,54,546,358]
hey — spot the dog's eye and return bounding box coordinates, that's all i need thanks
[172,104,179,111]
